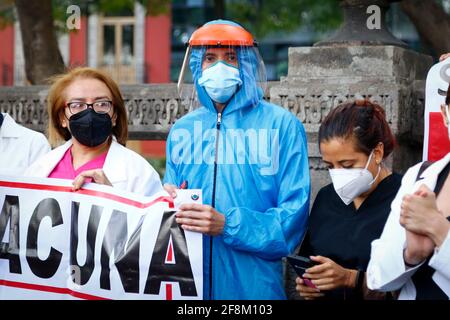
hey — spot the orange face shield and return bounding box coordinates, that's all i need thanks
[177,21,267,110]
[188,23,256,47]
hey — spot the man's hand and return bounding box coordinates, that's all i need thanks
[72,169,112,190]
[176,203,225,236]
[302,256,357,291]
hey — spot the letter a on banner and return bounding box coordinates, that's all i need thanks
[144,211,197,297]
[424,58,450,160]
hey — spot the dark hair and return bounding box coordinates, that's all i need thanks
[318,99,396,158]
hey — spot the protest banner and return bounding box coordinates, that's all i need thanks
[424,58,450,161]
[0,175,203,300]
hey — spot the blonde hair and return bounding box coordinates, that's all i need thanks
[46,67,128,147]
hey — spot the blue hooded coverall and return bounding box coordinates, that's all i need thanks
[164,21,310,300]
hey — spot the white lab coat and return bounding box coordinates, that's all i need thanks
[367,152,450,299]
[0,113,50,176]
[24,138,163,197]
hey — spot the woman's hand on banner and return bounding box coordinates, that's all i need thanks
[72,169,113,190]
[176,203,225,236]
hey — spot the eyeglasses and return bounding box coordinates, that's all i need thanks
[66,100,113,115]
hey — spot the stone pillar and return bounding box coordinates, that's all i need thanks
[315,0,405,47]
[272,46,433,194]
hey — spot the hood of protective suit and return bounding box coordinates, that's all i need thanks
[189,21,264,115]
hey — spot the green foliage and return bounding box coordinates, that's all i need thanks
[52,0,78,33]
[147,157,166,179]
[0,0,14,29]
[0,0,170,31]
[227,0,342,39]
[142,0,171,16]
[52,0,135,19]
[96,0,136,15]
[1,0,341,36]
[52,0,170,18]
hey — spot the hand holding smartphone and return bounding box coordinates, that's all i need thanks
[286,254,318,289]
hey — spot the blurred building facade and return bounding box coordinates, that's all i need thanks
[0,1,425,86]
[0,2,171,87]
[0,1,425,163]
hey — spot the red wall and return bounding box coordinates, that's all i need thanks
[427,112,450,161]
[0,25,14,86]
[69,16,87,67]
[144,14,171,83]
[142,140,166,158]
[143,13,171,159]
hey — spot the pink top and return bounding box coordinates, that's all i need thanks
[48,147,108,180]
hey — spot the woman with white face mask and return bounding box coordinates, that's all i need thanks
[295,99,401,300]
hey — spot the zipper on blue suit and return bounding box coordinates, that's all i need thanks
[209,111,222,300]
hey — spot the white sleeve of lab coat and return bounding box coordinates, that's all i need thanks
[28,132,51,166]
[429,230,450,296]
[139,166,164,197]
[124,153,163,197]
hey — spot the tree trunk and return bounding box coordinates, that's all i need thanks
[401,0,450,56]
[15,0,65,84]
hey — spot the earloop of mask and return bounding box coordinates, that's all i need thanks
[367,149,381,186]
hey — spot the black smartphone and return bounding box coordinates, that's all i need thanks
[286,254,318,289]
[286,255,314,277]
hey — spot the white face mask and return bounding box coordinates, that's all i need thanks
[198,61,242,104]
[329,150,381,205]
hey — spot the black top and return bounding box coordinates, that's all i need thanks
[411,161,450,300]
[299,173,403,300]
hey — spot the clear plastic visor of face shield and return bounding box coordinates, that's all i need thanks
[177,44,267,110]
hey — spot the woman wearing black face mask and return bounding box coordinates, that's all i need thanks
[25,67,163,196]
[294,99,402,300]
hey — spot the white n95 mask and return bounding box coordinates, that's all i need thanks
[198,61,242,104]
[329,150,381,205]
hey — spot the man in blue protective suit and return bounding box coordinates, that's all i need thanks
[163,20,311,300]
